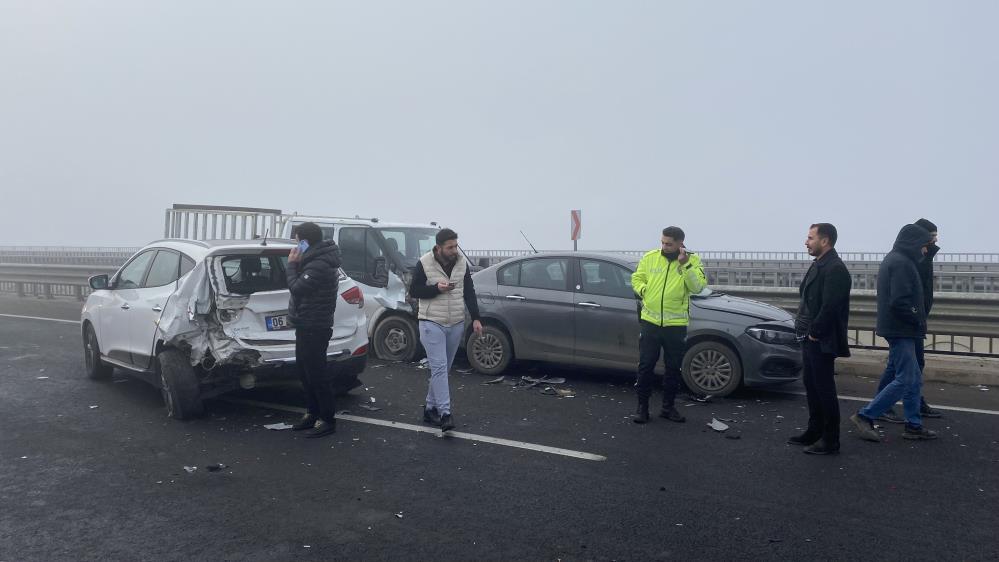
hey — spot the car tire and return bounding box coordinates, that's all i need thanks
[466,325,513,376]
[156,348,204,420]
[682,341,742,397]
[373,316,421,362]
[83,324,113,380]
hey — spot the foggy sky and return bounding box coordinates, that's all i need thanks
[1,1,996,253]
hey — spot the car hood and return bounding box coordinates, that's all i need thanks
[692,294,791,322]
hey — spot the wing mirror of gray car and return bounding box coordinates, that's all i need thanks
[89,274,110,290]
[372,257,389,285]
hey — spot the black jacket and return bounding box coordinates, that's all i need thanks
[286,240,342,329]
[876,225,932,339]
[799,248,852,357]
[919,244,939,315]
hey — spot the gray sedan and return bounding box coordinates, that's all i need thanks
[465,252,802,396]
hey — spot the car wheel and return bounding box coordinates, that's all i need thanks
[83,324,113,380]
[466,325,513,376]
[682,341,742,397]
[156,349,204,420]
[373,316,420,362]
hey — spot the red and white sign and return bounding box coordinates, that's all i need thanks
[571,209,582,241]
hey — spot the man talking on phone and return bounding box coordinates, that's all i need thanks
[409,228,483,432]
[286,222,342,438]
[631,226,707,424]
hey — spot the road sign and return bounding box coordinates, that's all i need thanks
[571,210,581,242]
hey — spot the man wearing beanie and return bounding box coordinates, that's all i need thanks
[876,218,943,423]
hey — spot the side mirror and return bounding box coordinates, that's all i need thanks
[372,257,389,285]
[89,274,110,290]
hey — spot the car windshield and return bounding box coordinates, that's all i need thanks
[375,227,454,268]
[219,254,289,294]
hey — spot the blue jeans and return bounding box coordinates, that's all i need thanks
[860,338,923,428]
[419,320,465,415]
[876,338,929,410]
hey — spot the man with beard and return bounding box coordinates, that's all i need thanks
[631,226,707,424]
[788,223,852,455]
[409,228,483,432]
[851,223,938,442]
[878,218,943,423]
[287,222,342,438]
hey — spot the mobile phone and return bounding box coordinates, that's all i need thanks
[297,240,309,253]
[447,282,456,288]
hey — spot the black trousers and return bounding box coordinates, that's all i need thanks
[636,321,687,408]
[296,327,335,423]
[801,339,840,443]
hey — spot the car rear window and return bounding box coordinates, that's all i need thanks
[219,255,289,294]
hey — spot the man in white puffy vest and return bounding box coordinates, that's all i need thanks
[409,228,483,431]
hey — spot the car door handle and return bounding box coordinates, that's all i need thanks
[577,302,601,308]
[505,295,527,301]
[152,306,163,313]
[120,304,130,310]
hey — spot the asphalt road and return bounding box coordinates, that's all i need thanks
[1,297,998,561]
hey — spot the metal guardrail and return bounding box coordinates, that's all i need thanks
[716,286,999,357]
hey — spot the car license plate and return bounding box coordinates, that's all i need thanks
[266,315,291,331]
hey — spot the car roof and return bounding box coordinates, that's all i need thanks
[144,238,296,259]
[289,216,441,230]
[492,251,641,266]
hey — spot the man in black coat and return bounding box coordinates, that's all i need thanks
[788,223,852,455]
[851,223,938,442]
[287,222,342,438]
[877,218,943,422]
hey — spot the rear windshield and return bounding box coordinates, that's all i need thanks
[219,255,289,294]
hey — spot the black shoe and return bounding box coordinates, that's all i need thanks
[291,414,317,431]
[804,439,840,455]
[659,407,686,423]
[440,413,455,432]
[903,425,938,440]
[423,407,441,425]
[876,409,905,424]
[787,432,820,446]
[920,403,943,419]
[632,402,650,424]
[305,419,336,438]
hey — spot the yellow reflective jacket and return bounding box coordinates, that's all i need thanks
[631,250,707,326]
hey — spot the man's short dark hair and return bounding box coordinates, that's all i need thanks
[810,223,838,247]
[661,226,685,242]
[294,222,323,245]
[436,228,458,247]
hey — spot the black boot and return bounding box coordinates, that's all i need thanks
[787,431,821,446]
[291,414,317,431]
[440,412,455,432]
[632,401,650,424]
[659,406,686,423]
[305,419,336,438]
[803,438,840,455]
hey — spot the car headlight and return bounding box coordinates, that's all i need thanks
[746,326,797,346]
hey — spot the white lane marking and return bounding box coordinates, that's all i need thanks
[225,398,607,462]
[0,313,80,325]
[774,390,999,416]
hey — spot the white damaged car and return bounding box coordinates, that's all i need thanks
[81,238,368,419]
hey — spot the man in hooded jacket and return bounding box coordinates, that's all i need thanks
[877,218,943,423]
[850,223,938,442]
[286,222,342,438]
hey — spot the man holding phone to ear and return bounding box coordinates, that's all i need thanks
[631,226,707,424]
[409,228,483,432]
[286,222,342,438]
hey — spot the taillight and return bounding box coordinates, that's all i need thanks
[341,286,364,307]
[352,344,368,357]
